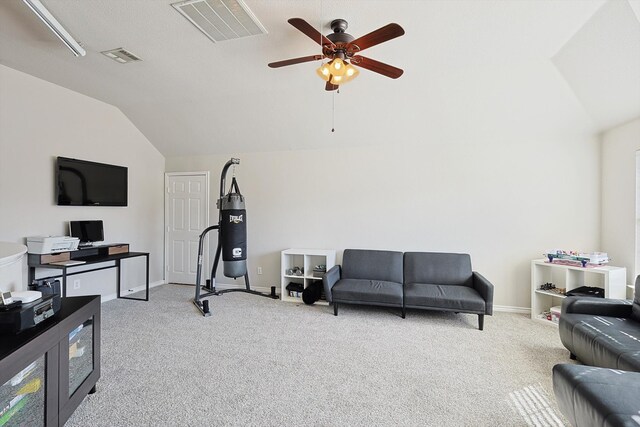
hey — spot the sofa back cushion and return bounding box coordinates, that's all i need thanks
[404,252,473,286]
[342,249,403,283]
[633,275,640,322]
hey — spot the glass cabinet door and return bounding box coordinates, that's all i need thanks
[0,356,45,427]
[68,317,94,397]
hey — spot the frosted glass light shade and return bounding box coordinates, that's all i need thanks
[329,58,346,76]
[343,64,359,82]
[316,64,331,81]
[330,74,344,85]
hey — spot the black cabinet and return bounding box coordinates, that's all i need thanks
[0,296,101,426]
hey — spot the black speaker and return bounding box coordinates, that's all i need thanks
[29,279,61,296]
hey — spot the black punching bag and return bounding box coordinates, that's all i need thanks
[219,177,247,278]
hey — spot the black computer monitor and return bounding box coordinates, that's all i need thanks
[69,220,104,247]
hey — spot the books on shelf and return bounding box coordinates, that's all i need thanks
[539,307,561,323]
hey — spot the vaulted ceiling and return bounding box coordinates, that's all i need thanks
[1,0,639,156]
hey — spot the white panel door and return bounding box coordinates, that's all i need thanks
[165,173,209,285]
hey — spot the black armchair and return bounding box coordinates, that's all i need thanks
[559,275,640,371]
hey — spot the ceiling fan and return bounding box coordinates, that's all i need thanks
[268,18,405,91]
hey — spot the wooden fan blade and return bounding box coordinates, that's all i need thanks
[325,81,339,91]
[268,55,324,68]
[347,23,404,53]
[288,18,335,48]
[352,56,404,79]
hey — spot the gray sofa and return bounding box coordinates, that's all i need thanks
[323,249,494,330]
[553,276,640,426]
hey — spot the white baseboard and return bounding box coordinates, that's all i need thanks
[101,280,166,303]
[494,305,531,314]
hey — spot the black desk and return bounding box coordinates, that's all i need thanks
[28,247,149,301]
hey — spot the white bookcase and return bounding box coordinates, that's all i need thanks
[281,249,336,304]
[530,259,627,326]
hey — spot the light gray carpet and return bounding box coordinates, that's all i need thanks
[65,284,571,426]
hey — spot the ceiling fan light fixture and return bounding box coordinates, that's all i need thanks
[316,59,358,85]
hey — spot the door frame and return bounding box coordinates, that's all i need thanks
[164,171,210,285]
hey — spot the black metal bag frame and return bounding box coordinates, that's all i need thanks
[192,158,277,317]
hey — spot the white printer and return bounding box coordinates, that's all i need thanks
[27,236,79,254]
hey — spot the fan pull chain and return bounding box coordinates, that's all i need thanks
[331,91,335,132]
[332,89,339,132]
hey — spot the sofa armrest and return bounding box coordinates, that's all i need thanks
[562,297,633,317]
[322,265,341,303]
[472,272,494,315]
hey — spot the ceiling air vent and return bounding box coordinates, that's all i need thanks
[101,48,142,64]
[172,0,267,43]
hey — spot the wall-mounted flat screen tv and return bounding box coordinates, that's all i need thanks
[56,157,128,206]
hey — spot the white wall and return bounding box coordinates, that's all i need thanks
[167,132,601,310]
[0,64,165,298]
[601,117,640,292]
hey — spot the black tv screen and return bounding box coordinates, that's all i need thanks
[56,157,128,206]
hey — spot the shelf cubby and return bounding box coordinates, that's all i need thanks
[530,259,626,326]
[281,249,336,305]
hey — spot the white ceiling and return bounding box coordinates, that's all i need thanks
[1,0,639,156]
[553,0,640,131]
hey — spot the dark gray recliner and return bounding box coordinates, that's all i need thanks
[553,276,640,426]
[558,275,640,371]
[553,363,640,427]
[403,252,494,330]
[323,249,404,316]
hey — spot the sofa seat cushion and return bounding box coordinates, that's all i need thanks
[560,313,640,372]
[404,283,485,313]
[553,363,640,427]
[332,279,403,305]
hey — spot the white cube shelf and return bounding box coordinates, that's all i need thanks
[281,249,336,305]
[530,259,627,326]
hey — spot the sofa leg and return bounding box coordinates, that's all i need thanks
[401,306,406,319]
[333,302,338,316]
[570,352,577,360]
[478,314,484,331]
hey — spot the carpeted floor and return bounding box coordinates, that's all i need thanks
[65,284,571,426]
